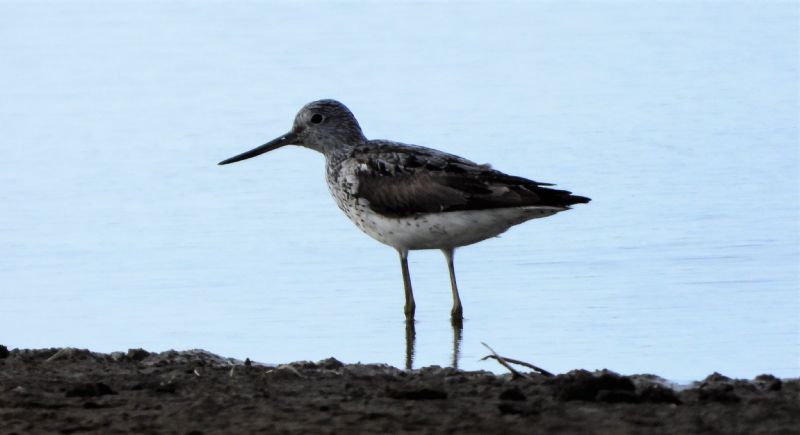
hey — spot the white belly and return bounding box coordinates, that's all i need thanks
[348,206,564,250]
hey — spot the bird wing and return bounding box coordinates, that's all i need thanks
[344,141,589,217]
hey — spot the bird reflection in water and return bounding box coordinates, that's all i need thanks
[403,319,463,370]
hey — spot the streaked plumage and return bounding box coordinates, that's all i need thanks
[219,99,590,323]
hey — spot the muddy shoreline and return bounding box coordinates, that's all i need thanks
[1,346,797,434]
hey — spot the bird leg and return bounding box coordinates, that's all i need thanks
[398,249,415,319]
[442,248,463,324]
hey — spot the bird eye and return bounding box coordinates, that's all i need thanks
[310,114,324,124]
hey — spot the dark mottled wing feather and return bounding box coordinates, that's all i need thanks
[349,141,590,217]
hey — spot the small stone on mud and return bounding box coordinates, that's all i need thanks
[318,357,344,370]
[126,348,150,361]
[754,374,782,391]
[703,372,731,383]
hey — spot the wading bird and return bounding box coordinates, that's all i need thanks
[219,99,590,325]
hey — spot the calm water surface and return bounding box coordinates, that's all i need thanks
[1,1,797,381]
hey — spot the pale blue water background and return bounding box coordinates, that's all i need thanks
[1,1,798,381]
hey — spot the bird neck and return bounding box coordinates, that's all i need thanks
[307,136,365,159]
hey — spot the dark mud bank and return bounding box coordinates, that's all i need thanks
[0,346,797,434]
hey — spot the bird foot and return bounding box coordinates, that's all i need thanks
[450,308,464,327]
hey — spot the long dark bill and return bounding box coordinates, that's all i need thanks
[218,132,297,165]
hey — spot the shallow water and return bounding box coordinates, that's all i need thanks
[1,1,797,381]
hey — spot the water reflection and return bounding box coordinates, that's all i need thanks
[404,318,463,370]
[404,319,415,370]
[451,321,463,370]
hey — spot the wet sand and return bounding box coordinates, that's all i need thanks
[0,346,797,434]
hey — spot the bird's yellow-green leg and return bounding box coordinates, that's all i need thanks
[443,248,463,324]
[398,249,415,319]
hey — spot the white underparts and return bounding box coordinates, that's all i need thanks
[349,206,565,250]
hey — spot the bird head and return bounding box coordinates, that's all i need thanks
[218,99,365,165]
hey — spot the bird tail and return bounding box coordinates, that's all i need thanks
[567,194,591,205]
[533,186,591,208]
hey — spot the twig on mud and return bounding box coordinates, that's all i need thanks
[481,342,525,379]
[45,348,70,362]
[264,364,306,378]
[481,355,555,378]
[45,348,77,362]
[480,342,554,378]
